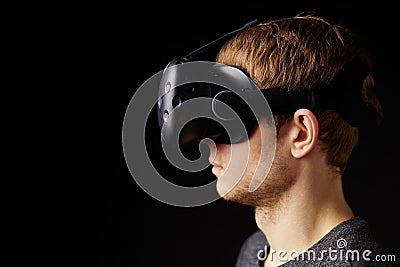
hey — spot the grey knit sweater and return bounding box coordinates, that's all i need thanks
[235,217,397,266]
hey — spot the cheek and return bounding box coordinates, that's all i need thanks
[218,144,232,161]
[219,142,250,175]
[243,133,263,172]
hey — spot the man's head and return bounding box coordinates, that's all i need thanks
[209,14,383,208]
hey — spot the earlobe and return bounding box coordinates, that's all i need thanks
[290,109,319,158]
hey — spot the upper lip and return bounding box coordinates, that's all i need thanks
[209,160,223,168]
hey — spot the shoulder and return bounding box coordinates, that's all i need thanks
[305,217,397,266]
[328,217,389,255]
[235,230,268,267]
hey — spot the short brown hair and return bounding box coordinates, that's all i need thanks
[216,14,383,173]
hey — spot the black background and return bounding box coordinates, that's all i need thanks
[31,1,400,266]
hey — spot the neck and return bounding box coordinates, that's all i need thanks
[256,164,354,266]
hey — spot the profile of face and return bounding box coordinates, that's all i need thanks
[207,118,296,208]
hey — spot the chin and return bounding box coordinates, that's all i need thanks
[216,174,294,209]
[216,177,250,203]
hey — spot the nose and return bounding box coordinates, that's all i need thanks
[199,138,217,164]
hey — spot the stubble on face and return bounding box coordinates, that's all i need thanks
[218,125,295,211]
[222,151,294,209]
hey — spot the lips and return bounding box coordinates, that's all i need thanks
[210,162,224,176]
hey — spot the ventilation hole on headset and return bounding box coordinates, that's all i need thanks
[184,86,195,94]
[163,110,169,121]
[165,81,171,93]
[172,95,181,108]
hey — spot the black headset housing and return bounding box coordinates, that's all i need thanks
[157,19,375,145]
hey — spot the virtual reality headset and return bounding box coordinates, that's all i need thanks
[157,19,375,145]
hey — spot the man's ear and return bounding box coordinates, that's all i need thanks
[290,109,319,158]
